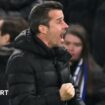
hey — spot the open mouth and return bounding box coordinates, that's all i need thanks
[60,34,63,39]
[60,30,66,39]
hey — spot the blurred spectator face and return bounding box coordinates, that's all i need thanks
[0,19,4,28]
[0,19,9,47]
[0,32,10,47]
[0,19,10,47]
[0,16,28,47]
[64,34,83,61]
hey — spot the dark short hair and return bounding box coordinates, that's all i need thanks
[63,24,89,59]
[28,1,63,35]
[0,17,28,42]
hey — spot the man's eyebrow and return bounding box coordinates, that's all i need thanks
[57,16,64,20]
[56,16,64,20]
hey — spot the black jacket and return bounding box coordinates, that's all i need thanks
[6,29,85,105]
[0,46,13,105]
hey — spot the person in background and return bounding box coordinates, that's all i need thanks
[92,1,105,67]
[0,16,28,105]
[63,24,105,105]
[6,1,85,105]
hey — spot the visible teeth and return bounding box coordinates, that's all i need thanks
[63,30,66,34]
[60,30,67,38]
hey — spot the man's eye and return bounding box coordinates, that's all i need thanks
[57,21,61,24]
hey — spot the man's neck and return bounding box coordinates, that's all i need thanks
[37,33,51,48]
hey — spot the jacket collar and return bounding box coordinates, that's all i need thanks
[12,28,71,61]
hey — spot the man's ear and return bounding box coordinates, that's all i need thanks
[38,25,48,34]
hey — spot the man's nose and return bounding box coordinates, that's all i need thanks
[63,21,69,29]
[63,21,68,29]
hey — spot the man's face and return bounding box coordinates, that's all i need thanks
[46,9,68,47]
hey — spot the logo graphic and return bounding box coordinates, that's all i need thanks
[0,90,8,95]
